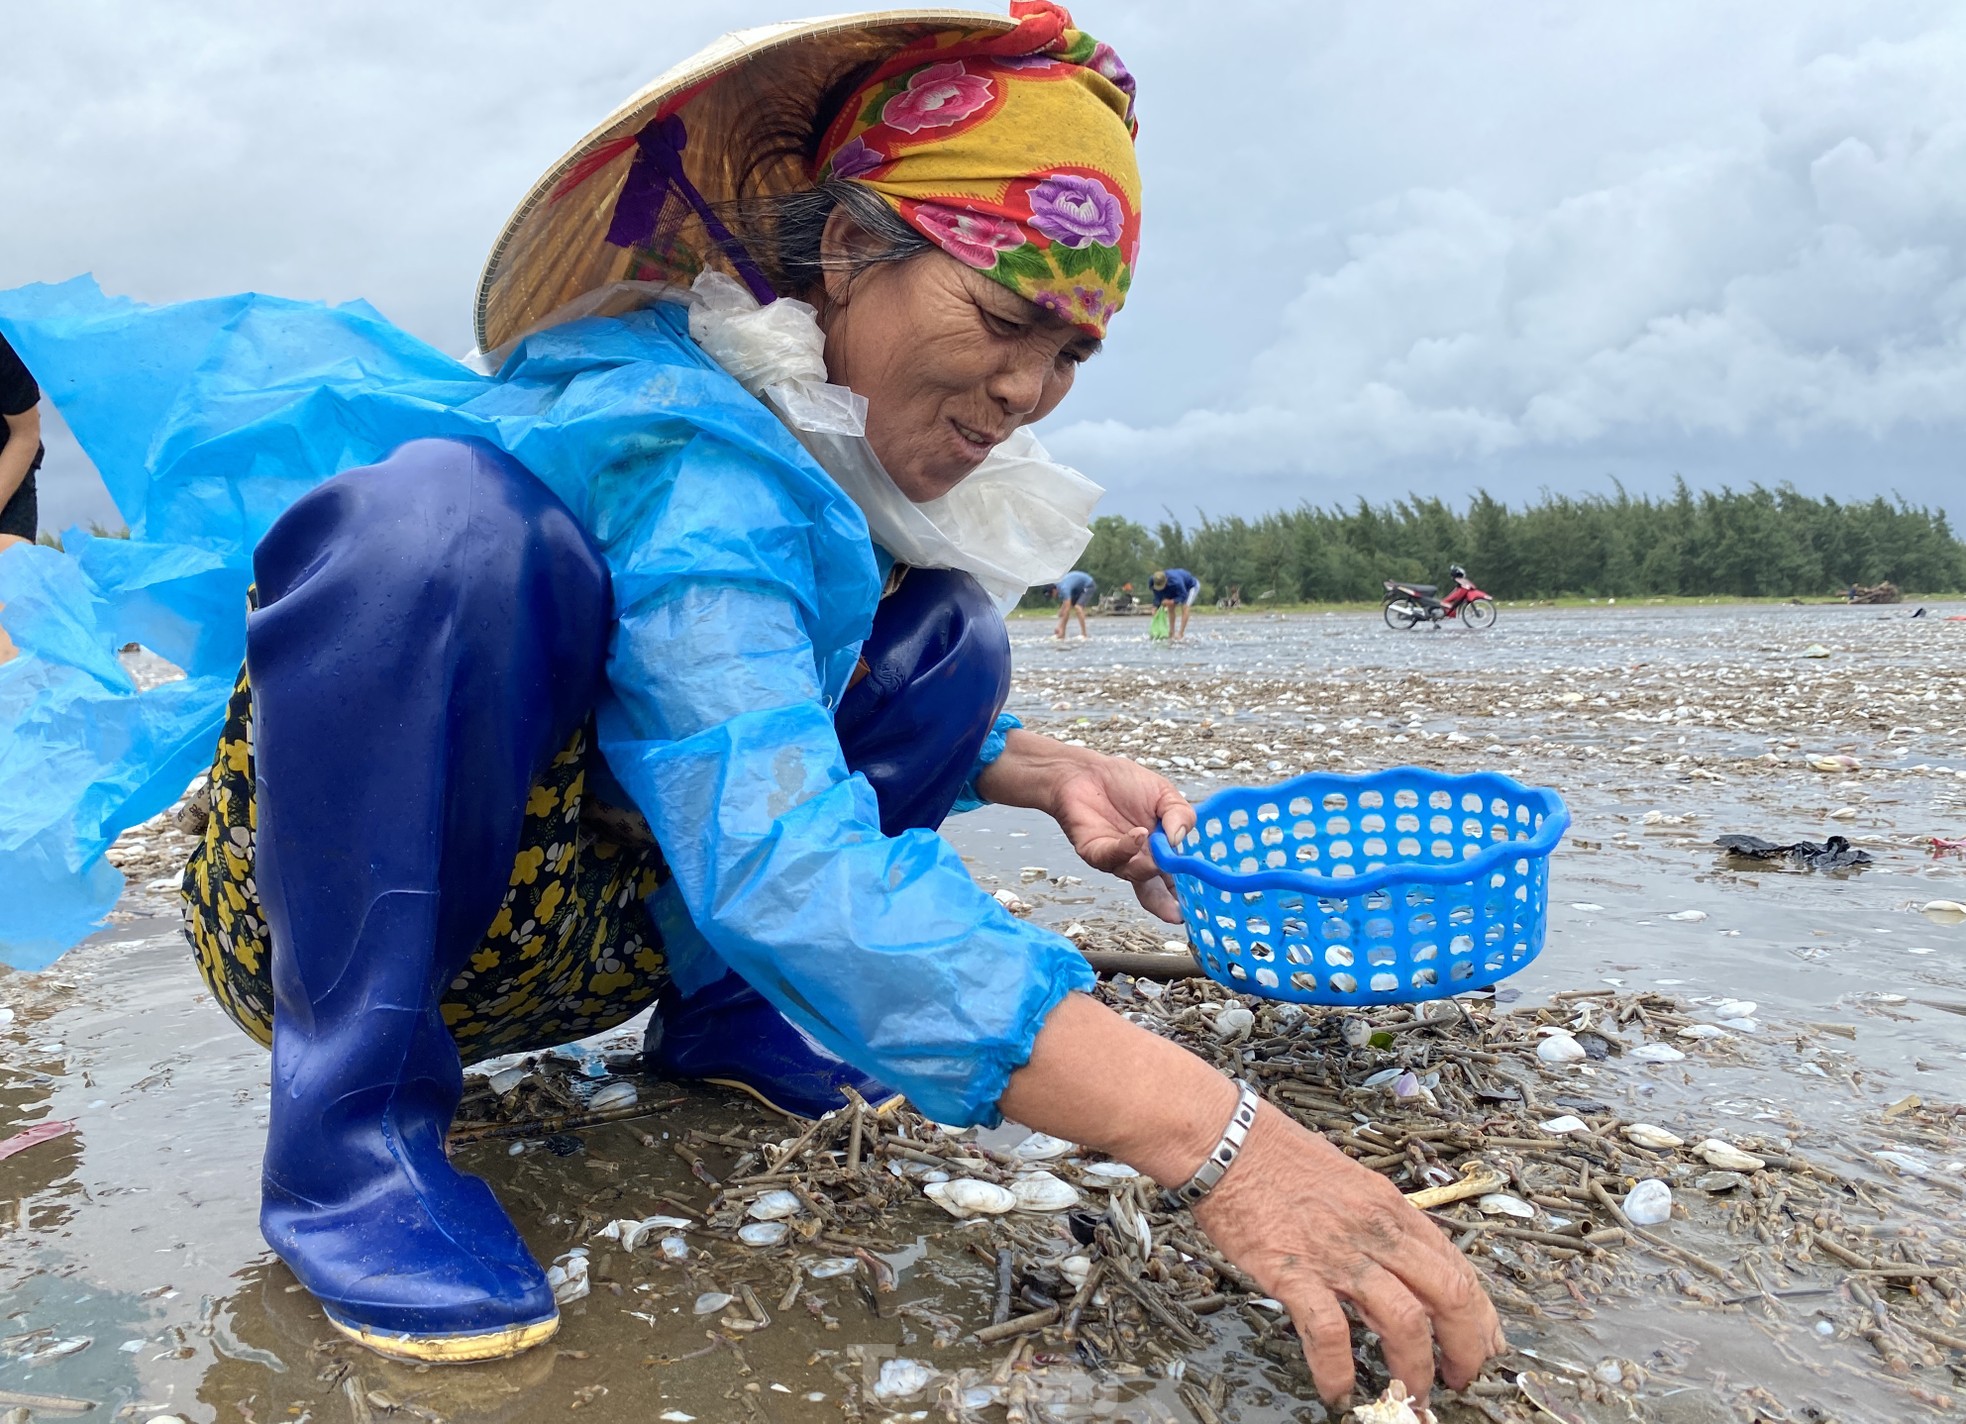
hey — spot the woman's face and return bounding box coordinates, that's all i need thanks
[817,223,1102,502]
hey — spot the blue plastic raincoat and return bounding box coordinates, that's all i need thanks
[0,278,1092,1125]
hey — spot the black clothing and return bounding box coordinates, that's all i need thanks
[0,334,43,538]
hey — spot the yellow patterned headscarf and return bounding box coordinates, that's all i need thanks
[813,1,1141,337]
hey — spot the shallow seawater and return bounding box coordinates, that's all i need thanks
[2,603,1962,1422]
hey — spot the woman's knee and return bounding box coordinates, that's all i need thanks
[253,438,610,660]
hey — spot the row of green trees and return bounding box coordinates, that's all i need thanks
[1038,482,1966,606]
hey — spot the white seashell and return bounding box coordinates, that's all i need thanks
[1536,1032,1586,1064]
[1622,1124,1684,1149]
[1213,1005,1256,1042]
[1059,1255,1092,1288]
[1008,1171,1080,1213]
[1082,1161,1140,1181]
[1697,1139,1766,1171]
[1920,899,1966,925]
[739,1220,790,1247]
[924,1178,1016,1219]
[1477,1193,1535,1219]
[546,1252,590,1304]
[586,1080,638,1112]
[1711,999,1758,1019]
[872,1358,936,1402]
[693,1291,734,1315]
[746,1189,804,1221]
[1012,1132,1076,1161]
[1631,1042,1686,1062]
[1622,1178,1673,1226]
[595,1214,693,1252]
[807,1256,858,1279]
[1539,1115,1588,1135]
[659,1414,696,1423]
[1665,909,1708,923]
[659,1235,689,1261]
[1362,1067,1405,1087]
[1677,1024,1729,1040]
[1827,806,1859,820]
[485,1066,528,1096]
[1719,1017,1759,1033]
[1875,1150,1931,1177]
[1347,1381,1428,1424]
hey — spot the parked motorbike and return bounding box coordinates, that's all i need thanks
[1383,566,1497,630]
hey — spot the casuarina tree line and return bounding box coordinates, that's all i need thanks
[1044,481,1966,607]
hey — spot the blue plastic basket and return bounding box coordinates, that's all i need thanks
[1150,768,1570,1006]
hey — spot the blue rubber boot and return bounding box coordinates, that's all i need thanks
[647,566,1010,1117]
[249,438,610,1362]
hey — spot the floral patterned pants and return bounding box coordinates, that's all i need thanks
[181,667,671,1066]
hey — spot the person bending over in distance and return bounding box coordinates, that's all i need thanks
[1052,568,1095,639]
[1150,566,1200,639]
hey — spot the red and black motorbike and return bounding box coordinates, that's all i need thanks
[1383,565,1497,630]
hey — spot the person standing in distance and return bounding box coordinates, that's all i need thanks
[0,333,45,664]
[1051,569,1095,639]
[1149,567,1200,640]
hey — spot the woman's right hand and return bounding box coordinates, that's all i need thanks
[999,992,1504,1410]
[1191,1102,1504,1406]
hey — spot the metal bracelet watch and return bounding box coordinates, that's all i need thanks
[1164,1080,1262,1210]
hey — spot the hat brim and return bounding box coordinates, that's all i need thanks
[474,8,1013,354]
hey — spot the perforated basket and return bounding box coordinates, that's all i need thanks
[1149,768,1570,1005]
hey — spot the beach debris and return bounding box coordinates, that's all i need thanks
[746,1190,803,1221]
[992,888,1033,915]
[739,1220,791,1247]
[485,1065,528,1096]
[1714,833,1871,870]
[0,1118,76,1162]
[1008,1171,1080,1213]
[1403,1162,1507,1210]
[1011,1131,1076,1161]
[1874,1150,1932,1178]
[659,1235,689,1261]
[925,1179,1017,1219]
[1535,1031,1586,1064]
[1630,1041,1686,1063]
[1920,899,1966,925]
[1212,1004,1256,1041]
[547,1250,590,1304]
[1082,1160,1140,1182]
[1622,1179,1673,1226]
[872,1358,936,1402]
[1697,1139,1766,1171]
[586,1080,637,1112]
[1348,1380,1434,1423]
[1477,1193,1536,1219]
[594,1214,692,1252]
[1622,1123,1684,1149]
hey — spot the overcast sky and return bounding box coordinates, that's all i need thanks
[5,1,1963,532]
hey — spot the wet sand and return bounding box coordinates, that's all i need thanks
[3,602,1963,1423]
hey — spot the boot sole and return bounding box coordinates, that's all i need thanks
[702,1074,904,1121]
[324,1308,560,1363]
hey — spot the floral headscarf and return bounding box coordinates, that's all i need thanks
[813,1,1140,338]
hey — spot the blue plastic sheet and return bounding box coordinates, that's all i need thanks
[0,277,1087,1123]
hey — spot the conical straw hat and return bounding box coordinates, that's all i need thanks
[474,8,1012,354]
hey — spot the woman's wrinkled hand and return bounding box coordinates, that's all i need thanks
[1047,752,1194,921]
[1193,1102,1506,1407]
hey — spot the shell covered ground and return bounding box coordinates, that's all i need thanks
[3,601,1964,1424]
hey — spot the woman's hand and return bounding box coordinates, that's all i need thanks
[1000,995,1505,1410]
[1192,1104,1505,1406]
[970,729,1194,921]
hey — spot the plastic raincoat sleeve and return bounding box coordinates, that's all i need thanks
[597,484,1091,1126]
